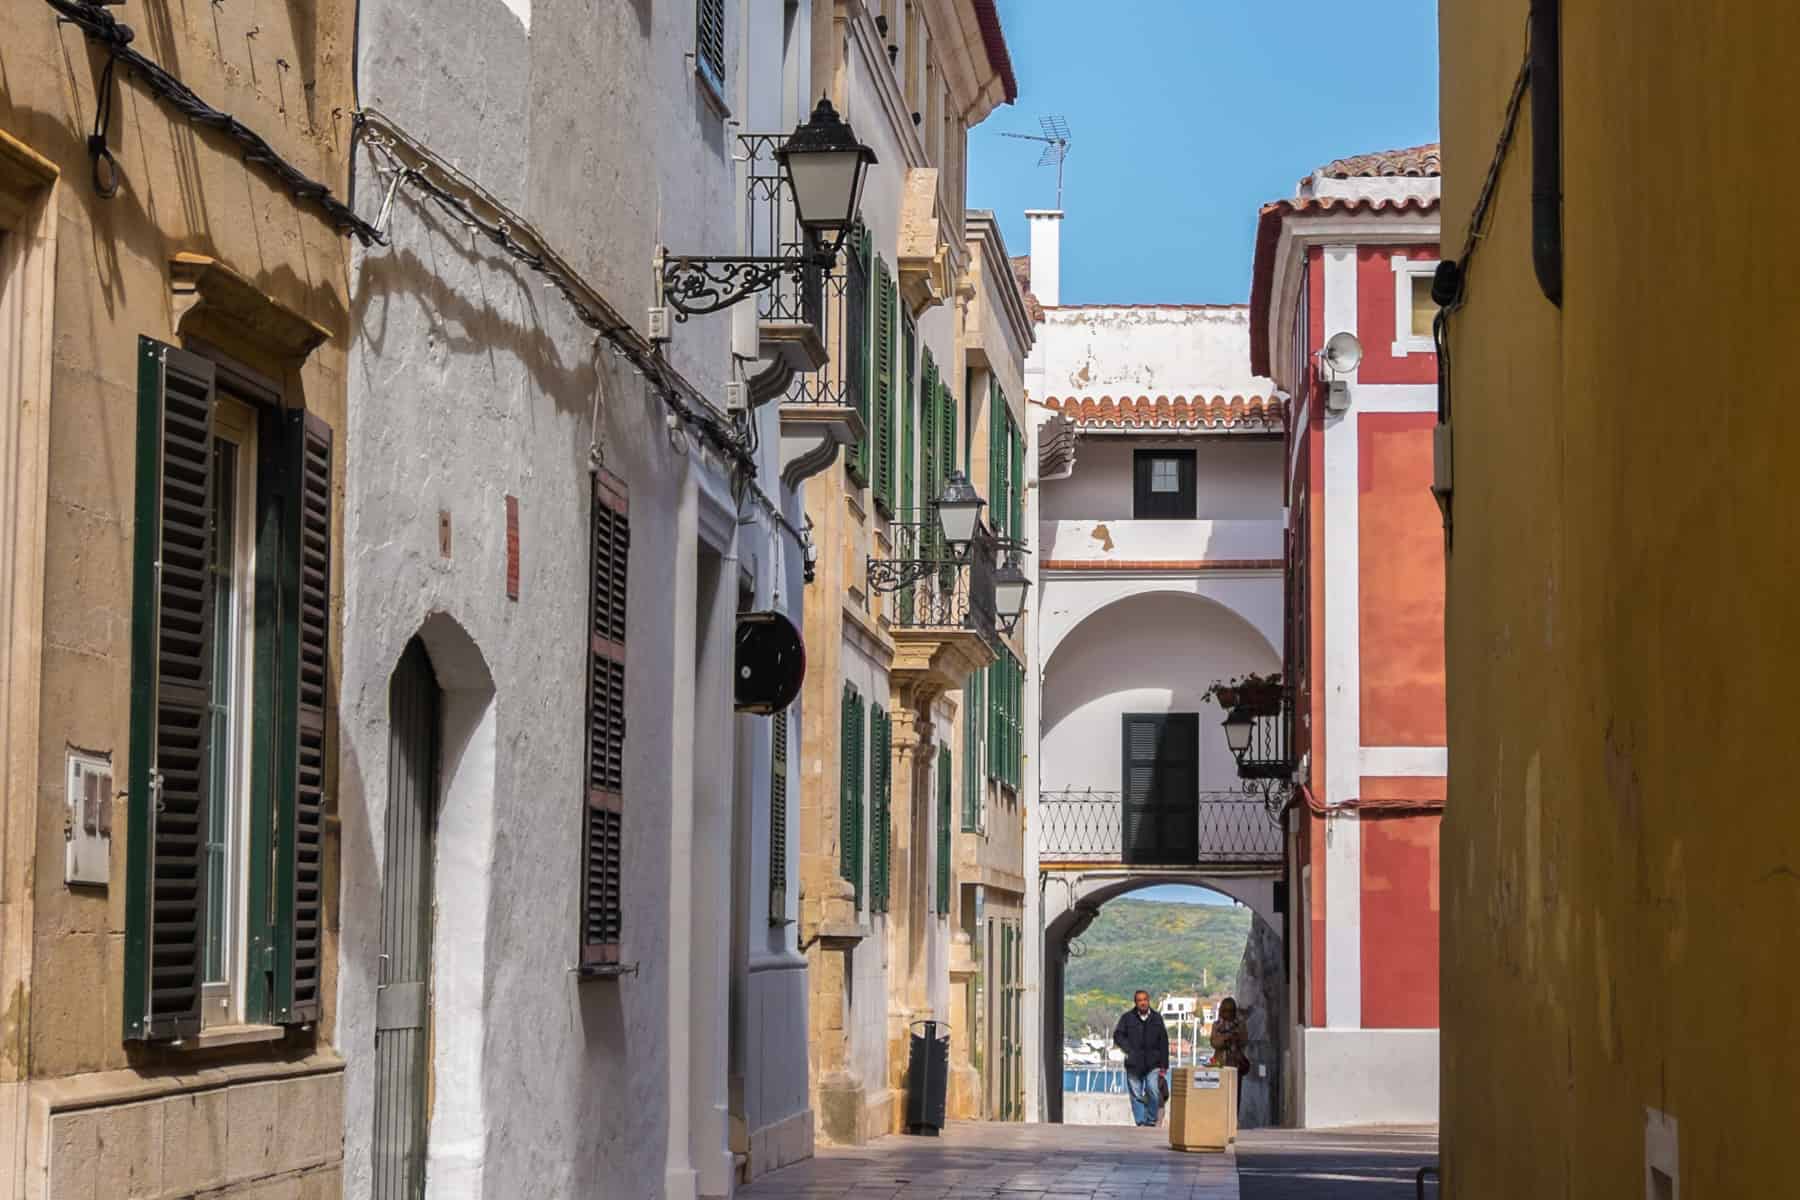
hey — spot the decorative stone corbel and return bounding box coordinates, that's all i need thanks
[170,252,332,364]
[780,402,863,490]
[898,168,952,314]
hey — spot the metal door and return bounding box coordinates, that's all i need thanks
[373,639,439,1199]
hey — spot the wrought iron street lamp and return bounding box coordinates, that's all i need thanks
[934,470,986,557]
[658,98,876,320]
[993,551,1030,635]
[1221,705,1254,759]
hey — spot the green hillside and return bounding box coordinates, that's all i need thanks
[1063,899,1252,1038]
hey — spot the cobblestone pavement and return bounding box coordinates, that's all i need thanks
[739,1121,1239,1199]
[1234,1127,1438,1199]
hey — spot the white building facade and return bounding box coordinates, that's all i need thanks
[1017,218,1292,1126]
[340,2,824,1194]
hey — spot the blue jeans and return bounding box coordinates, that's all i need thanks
[1126,1070,1162,1126]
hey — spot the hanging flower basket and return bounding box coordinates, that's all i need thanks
[1205,672,1282,715]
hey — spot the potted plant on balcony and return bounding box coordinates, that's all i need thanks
[1204,671,1282,716]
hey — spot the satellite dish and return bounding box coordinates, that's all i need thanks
[1323,331,1363,376]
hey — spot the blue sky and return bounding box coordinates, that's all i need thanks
[967,0,1439,305]
[1132,884,1237,906]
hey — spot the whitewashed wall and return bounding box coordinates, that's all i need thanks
[1029,306,1274,399]
[1039,439,1285,523]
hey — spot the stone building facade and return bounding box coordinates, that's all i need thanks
[797,0,1020,1146]
[3,2,357,1194]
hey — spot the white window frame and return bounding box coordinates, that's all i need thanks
[201,396,258,1029]
[1391,255,1441,356]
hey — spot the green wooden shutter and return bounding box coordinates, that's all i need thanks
[582,468,630,970]
[846,225,871,486]
[839,685,858,899]
[962,675,981,832]
[125,338,218,1042]
[900,315,917,516]
[1010,418,1024,547]
[770,708,789,924]
[920,350,939,501]
[273,411,333,1021]
[869,704,886,912]
[939,379,956,502]
[874,260,896,513]
[936,745,952,914]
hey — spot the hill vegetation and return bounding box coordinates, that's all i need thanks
[1063,899,1252,1038]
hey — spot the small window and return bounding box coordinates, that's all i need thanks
[1391,256,1441,355]
[1132,449,1196,519]
[695,0,727,103]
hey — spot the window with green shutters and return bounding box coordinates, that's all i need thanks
[985,650,1022,792]
[872,258,897,514]
[869,705,891,913]
[845,224,872,487]
[900,313,917,516]
[1009,417,1024,545]
[125,337,333,1040]
[938,376,956,503]
[962,668,984,832]
[936,745,952,914]
[839,685,864,907]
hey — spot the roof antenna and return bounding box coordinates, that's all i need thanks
[1001,114,1072,209]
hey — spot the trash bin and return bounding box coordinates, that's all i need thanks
[1168,1065,1237,1153]
[905,1020,951,1135]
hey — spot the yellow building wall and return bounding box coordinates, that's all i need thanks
[1439,2,1800,1195]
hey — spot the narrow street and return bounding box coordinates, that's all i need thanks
[1236,1129,1439,1199]
[738,1123,1440,1198]
[737,1122,1240,1198]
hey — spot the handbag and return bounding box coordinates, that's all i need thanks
[1156,1072,1169,1103]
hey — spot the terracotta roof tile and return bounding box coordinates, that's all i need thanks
[1317,143,1441,179]
[1040,394,1286,432]
[1247,194,1441,376]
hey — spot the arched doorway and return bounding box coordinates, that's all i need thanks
[373,638,440,1197]
[1041,874,1285,1127]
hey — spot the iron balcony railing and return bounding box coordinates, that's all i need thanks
[870,512,998,645]
[739,132,824,330]
[1038,789,1283,865]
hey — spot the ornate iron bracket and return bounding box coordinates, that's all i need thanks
[866,556,940,593]
[658,250,829,320]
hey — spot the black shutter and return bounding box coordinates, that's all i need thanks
[583,468,630,970]
[696,0,726,87]
[275,411,333,1023]
[125,339,217,1042]
[1121,713,1199,865]
[770,709,789,923]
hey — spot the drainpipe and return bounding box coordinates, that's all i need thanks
[1529,0,1563,306]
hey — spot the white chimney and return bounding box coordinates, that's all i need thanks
[1026,209,1063,307]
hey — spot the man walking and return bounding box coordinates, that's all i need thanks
[1112,989,1170,1127]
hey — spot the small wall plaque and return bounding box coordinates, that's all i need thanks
[65,750,113,886]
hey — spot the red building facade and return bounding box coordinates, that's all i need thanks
[1249,145,1445,1126]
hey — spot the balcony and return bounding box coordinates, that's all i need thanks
[1037,518,1284,570]
[1229,688,1296,783]
[871,515,1000,695]
[1038,789,1283,868]
[738,132,862,486]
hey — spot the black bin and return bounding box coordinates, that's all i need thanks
[905,1020,951,1135]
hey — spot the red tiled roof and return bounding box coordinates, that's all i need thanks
[1009,254,1044,324]
[1246,195,1441,376]
[1041,394,1286,431]
[1316,143,1441,179]
[972,0,1019,105]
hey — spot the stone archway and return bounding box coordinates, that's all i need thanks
[1040,873,1285,1127]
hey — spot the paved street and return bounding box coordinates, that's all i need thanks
[739,1121,1239,1198]
[1235,1128,1438,1199]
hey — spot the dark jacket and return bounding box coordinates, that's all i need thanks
[1112,1007,1170,1075]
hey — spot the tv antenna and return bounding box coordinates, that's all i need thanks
[1001,114,1072,209]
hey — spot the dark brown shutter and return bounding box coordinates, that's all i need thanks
[276,411,332,1023]
[696,0,727,86]
[125,339,217,1041]
[583,468,630,969]
[769,709,789,923]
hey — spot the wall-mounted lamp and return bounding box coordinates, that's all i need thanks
[934,470,986,558]
[993,550,1031,635]
[1316,331,1362,414]
[656,98,876,322]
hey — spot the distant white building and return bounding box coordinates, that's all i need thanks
[1016,214,1291,1126]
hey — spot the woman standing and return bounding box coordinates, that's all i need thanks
[1209,996,1251,1111]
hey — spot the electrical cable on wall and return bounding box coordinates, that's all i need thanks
[46,0,382,243]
